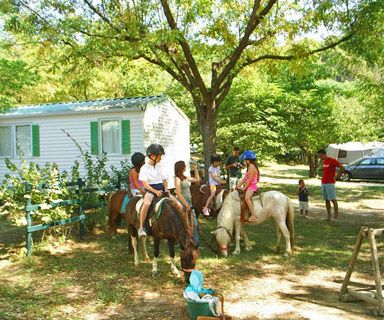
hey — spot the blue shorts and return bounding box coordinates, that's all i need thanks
[322,184,336,201]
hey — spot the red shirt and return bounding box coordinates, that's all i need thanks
[322,157,340,184]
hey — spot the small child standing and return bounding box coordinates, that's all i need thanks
[297,179,309,216]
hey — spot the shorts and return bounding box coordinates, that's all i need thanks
[147,183,165,196]
[299,201,309,210]
[322,183,336,201]
[210,185,217,192]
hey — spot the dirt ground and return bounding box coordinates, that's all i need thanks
[1,165,384,320]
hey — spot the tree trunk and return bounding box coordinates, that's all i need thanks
[308,152,318,178]
[196,100,218,182]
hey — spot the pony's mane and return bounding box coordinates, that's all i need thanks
[216,228,230,247]
[166,199,194,244]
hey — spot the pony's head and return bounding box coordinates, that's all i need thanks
[181,239,199,284]
[211,227,232,257]
[167,201,199,283]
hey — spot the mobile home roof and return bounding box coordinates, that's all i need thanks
[0,96,166,118]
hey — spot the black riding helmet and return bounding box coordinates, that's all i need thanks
[131,152,145,167]
[146,143,165,156]
[210,154,221,163]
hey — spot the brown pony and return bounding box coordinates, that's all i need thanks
[126,196,198,283]
[190,184,229,219]
[108,190,133,234]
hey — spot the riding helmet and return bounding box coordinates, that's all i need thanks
[240,150,257,161]
[210,154,222,163]
[146,143,165,156]
[131,152,145,167]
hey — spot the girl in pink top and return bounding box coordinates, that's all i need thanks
[129,152,146,196]
[236,150,260,223]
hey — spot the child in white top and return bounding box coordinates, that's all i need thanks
[138,144,179,237]
[202,154,226,216]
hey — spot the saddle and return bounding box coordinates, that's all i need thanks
[136,193,168,234]
[238,190,262,224]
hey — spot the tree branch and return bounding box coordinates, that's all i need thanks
[212,0,277,96]
[160,0,209,102]
[240,32,355,68]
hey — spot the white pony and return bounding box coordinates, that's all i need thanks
[211,190,295,257]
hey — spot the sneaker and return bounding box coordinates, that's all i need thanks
[138,228,147,238]
[202,207,210,216]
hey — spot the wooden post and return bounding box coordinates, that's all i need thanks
[368,228,384,316]
[25,182,32,256]
[340,226,367,298]
[78,178,85,240]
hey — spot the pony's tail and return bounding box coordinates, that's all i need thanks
[107,192,114,233]
[286,197,295,250]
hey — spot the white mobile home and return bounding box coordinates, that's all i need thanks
[326,142,384,164]
[0,96,190,187]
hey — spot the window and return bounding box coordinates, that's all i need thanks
[101,119,120,154]
[0,126,12,157]
[338,150,347,158]
[90,119,130,155]
[359,158,373,165]
[376,158,384,165]
[16,125,32,157]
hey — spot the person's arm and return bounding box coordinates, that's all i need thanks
[236,176,245,189]
[163,179,168,191]
[335,161,345,180]
[131,170,145,194]
[188,162,200,183]
[175,177,190,208]
[224,157,232,170]
[256,167,260,182]
[142,180,162,197]
[211,172,226,184]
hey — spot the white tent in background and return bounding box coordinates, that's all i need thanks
[326,142,384,164]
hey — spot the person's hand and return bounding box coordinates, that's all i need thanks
[193,162,198,170]
[155,190,163,197]
[185,203,191,211]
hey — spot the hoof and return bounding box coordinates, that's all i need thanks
[144,256,151,263]
[284,250,293,257]
[274,246,281,254]
[152,271,158,277]
[134,261,139,267]
[232,250,240,255]
[245,246,252,251]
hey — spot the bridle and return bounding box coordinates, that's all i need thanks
[209,226,233,253]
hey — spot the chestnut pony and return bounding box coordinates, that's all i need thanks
[108,190,131,234]
[126,196,198,283]
[190,184,228,219]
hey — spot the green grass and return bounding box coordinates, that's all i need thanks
[0,163,383,319]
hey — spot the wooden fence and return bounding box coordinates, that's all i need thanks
[24,177,121,256]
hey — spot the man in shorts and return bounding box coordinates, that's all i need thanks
[317,149,344,220]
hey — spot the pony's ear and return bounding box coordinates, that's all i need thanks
[210,230,217,235]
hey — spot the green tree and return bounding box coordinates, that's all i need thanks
[0,56,39,109]
[1,0,377,166]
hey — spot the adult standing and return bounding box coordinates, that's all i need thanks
[225,146,243,190]
[317,149,344,220]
